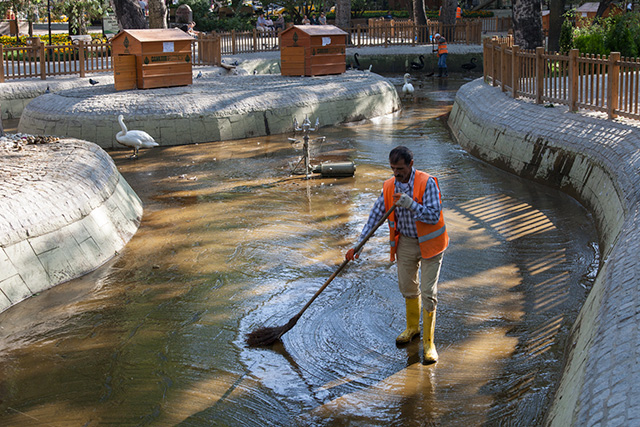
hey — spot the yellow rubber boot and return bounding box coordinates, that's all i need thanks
[396,297,421,345]
[423,309,438,364]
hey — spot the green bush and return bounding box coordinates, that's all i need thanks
[177,0,255,32]
[566,11,640,57]
[605,12,640,57]
[572,23,608,55]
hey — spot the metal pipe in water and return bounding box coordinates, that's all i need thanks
[312,162,356,178]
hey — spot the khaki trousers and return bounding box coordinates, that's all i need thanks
[396,235,444,312]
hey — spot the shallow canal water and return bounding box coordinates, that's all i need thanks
[0,75,598,426]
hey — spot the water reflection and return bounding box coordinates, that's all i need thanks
[0,75,597,426]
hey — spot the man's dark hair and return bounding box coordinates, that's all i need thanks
[389,146,413,165]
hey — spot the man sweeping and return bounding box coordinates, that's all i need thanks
[345,146,449,364]
[433,33,448,77]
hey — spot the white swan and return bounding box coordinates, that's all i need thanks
[116,114,158,159]
[402,73,414,95]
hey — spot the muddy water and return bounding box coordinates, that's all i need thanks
[0,76,597,426]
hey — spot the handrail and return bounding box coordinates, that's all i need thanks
[483,35,639,121]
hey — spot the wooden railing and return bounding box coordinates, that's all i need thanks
[217,28,282,55]
[346,20,483,48]
[215,20,483,54]
[193,33,222,66]
[0,36,222,81]
[0,19,490,80]
[484,36,640,120]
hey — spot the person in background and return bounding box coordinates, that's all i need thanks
[301,14,311,25]
[256,12,270,32]
[309,13,318,25]
[318,12,327,25]
[345,146,449,365]
[433,33,448,77]
[186,21,198,37]
[138,0,148,16]
[274,14,285,30]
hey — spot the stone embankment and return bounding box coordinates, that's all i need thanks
[0,134,142,312]
[18,71,401,149]
[449,79,640,427]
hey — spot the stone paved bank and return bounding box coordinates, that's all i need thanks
[0,137,142,312]
[449,79,640,427]
[18,72,401,149]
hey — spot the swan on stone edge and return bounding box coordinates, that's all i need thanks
[116,114,158,159]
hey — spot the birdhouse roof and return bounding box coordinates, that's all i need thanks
[111,29,194,43]
[281,25,348,37]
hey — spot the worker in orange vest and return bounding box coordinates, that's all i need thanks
[433,33,448,77]
[346,146,449,365]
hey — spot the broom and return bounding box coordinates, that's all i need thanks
[246,205,396,347]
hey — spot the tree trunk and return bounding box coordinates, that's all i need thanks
[547,0,565,52]
[148,0,167,29]
[440,0,457,42]
[113,0,148,29]
[512,0,543,50]
[334,0,351,31]
[413,0,428,42]
[596,0,614,18]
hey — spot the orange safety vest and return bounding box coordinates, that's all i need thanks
[383,171,449,262]
[438,39,448,56]
[456,7,462,19]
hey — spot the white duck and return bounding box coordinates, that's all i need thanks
[116,114,158,159]
[402,73,415,96]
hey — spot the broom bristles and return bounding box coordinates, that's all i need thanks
[246,316,299,347]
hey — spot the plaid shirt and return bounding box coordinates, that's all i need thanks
[358,168,442,243]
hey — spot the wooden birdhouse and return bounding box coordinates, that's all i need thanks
[111,29,194,91]
[280,25,347,77]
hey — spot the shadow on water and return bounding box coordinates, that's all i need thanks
[0,73,598,426]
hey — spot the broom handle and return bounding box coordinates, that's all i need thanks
[292,204,396,321]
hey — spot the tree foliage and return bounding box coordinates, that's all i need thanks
[568,11,640,57]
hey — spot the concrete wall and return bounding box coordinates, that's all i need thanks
[0,139,143,313]
[449,79,639,426]
[17,73,401,149]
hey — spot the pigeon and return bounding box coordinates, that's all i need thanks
[196,71,202,79]
[89,78,99,85]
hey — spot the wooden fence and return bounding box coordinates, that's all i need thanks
[484,36,640,120]
[0,36,221,81]
[0,18,492,81]
[216,19,484,54]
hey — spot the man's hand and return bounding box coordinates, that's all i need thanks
[394,193,414,209]
[345,248,359,261]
